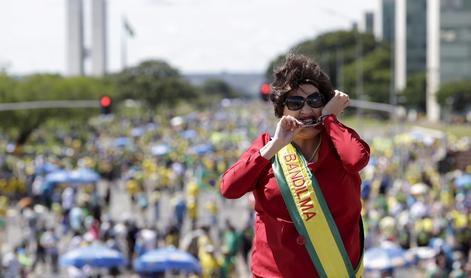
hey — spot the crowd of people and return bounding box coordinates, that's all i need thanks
[0,100,269,278]
[361,126,471,277]
[0,98,469,277]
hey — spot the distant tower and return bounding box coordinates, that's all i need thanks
[92,0,107,76]
[427,0,440,122]
[391,0,428,101]
[364,12,375,34]
[66,0,108,76]
[381,0,395,43]
[394,0,406,92]
[66,0,84,76]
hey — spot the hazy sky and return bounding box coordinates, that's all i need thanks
[0,0,378,75]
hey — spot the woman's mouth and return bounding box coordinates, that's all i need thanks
[301,117,320,127]
[301,118,314,125]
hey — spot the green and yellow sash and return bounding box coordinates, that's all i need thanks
[272,143,364,278]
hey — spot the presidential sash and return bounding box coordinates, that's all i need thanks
[272,143,364,278]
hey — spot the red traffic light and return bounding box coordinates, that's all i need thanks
[260,83,270,95]
[260,82,270,101]
[100,96,112,107]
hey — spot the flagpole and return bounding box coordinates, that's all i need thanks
[121,15,127,70]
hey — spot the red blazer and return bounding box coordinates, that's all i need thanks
[220,115,370,278]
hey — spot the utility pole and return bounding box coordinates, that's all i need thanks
[121,16,135,70]
[389,35,397,119]
[121,16,127,70]
[336,44,344,90]
[355,28,364,117]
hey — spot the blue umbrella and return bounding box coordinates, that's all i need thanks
[368,157,377,166]
[455,174,471,189]
[42,169,99,191]
[133,246,201,273]
[68,168,100,185]
[191,144,213,155]
[60,244,126,268]
[151,144,171,156]
[113,137,131,148]
[131,127,146,137]
[145,123,157,130]
[408,246,437,260]
[364,243,414,272]
[428,237,453,259]
[43,170,69,185]
[181,130,197,139]
[35,163,59,175]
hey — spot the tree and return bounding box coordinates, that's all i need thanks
[0,74,16,102]
[201,79,242,99]
[400,73,426,112]
[437,80,471,114]
[0,74,112,147]
[341,47,391,103]
[265,30,378,88]
[111,60,198,109]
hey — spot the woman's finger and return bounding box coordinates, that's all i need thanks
[281,117,290,129]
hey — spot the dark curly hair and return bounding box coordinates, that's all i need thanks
[269,53,334,118]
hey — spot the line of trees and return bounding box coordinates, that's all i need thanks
[265,30,471,116]
[0,60,242,145]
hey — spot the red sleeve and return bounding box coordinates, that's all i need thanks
[220,133,272,199]
[323,114,370,173]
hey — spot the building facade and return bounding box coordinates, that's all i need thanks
[381,0,396,43]
[379,0,471,121]
[440,0,471,83]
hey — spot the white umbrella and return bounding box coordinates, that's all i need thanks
[410,183,429,195]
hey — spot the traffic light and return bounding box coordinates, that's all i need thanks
[100,95,112,114]
[260,82,270,101]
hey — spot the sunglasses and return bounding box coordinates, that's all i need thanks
[284,92,325,111]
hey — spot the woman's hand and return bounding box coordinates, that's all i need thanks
[260,115,303,160]
[322,90,350,116]
[272,115,303,147]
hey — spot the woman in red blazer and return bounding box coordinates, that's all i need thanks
[220,54,370,278]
